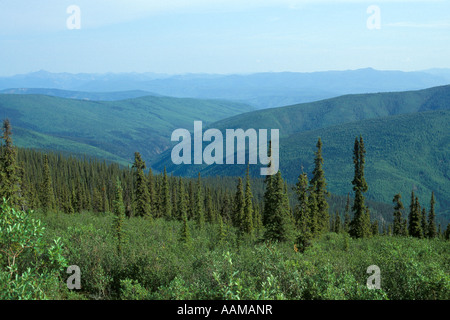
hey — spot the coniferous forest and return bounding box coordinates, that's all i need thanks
[2,3,450,306]
[1,118,448,300]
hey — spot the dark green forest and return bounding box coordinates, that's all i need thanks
[0,119,449,300]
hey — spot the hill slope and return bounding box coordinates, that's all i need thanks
[153,110,450,220]
[0,88,157,101]
[0,94,254,164]
[211,85,450,138]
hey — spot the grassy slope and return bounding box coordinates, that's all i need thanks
[0,94,254,164]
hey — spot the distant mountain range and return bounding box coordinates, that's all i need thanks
[0,88,157,101]
[2,68,450,109]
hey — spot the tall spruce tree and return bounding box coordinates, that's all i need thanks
[242,166,254,236]
[0,119,23,208]
[195,173,205,229]
[343,193,351,233]
[421,208,428,239]
[132,152,150,218]
[393,193,405,236]
[233,177,245,230]
[161,167,172,219]
[427,192,437,238]
[112,178,126,254]
[40,154,55,212]
[310,138,329,235]
[408,192,423,238]
[349,136,371,238]
[263,171,296,243]
[178,181,191,244]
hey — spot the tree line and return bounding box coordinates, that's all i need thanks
[0,119,449,247]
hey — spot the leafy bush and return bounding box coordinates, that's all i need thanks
[0,199,67,299]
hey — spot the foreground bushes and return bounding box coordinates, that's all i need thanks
[23,211,450,300]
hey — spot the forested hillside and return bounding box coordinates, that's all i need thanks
[0,93,254,164]
[1,118,448,300]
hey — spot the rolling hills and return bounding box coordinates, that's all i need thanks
[151,86,450,220]
[0,88,157,101]
[2,68,450,109]
[0,94,254,164]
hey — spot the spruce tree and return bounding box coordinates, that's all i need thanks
[132,152,150,218]
[161,167,172,219]
[343,193,351,233]
[427,192,437,238]
[40,154,55,212]
[0,119,23,208]
[349,136,371,238]
[112,178,126,254]
[310,138,329,235]
[408,193,423,238]
[217,214,227,245]
[263,171,295,243]
[195,173,205,229]
[393,193,405,236]
[179,181,191,244]
[242,166,254,236]
[233,177,245,230]
[421,208,428,239]
[205,187,216,224]
[295,169,313,250]
[334,211,342,233]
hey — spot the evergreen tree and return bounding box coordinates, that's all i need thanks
[179,182,191,244]
[427,192,437,238]
[40,154,55,212]
[101,183,109,213]
[408,192,423,238]
[205,187,216,224]
[295,169,313,250]
[177,178,188,220]
[161,167,172,219]
[310,138,329,235]
[371,221,379,236]
[349,136,371,238]
[343,193,351,233]
[132,152,150,218]
[112,178,126,254]
[0,119,23,208]
[147,168,156,217]
[232,177,245,230]
[195,173,205,229]
[242,166,254,236]
[444,223,450,240]
[334,210,342,233]
[421,208,428,239]
[217,214,227,245]
[393,193,405,236]
[263,171,296,243]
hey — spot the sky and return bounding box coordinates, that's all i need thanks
[0,0,450,76]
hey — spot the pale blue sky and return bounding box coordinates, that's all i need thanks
[1,0,449,75]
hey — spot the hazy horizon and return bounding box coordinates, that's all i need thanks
[1,1,450,76]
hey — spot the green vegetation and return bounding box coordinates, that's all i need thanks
[23,210,450,300]
[0,93,254,164]
[159,110,450,222]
